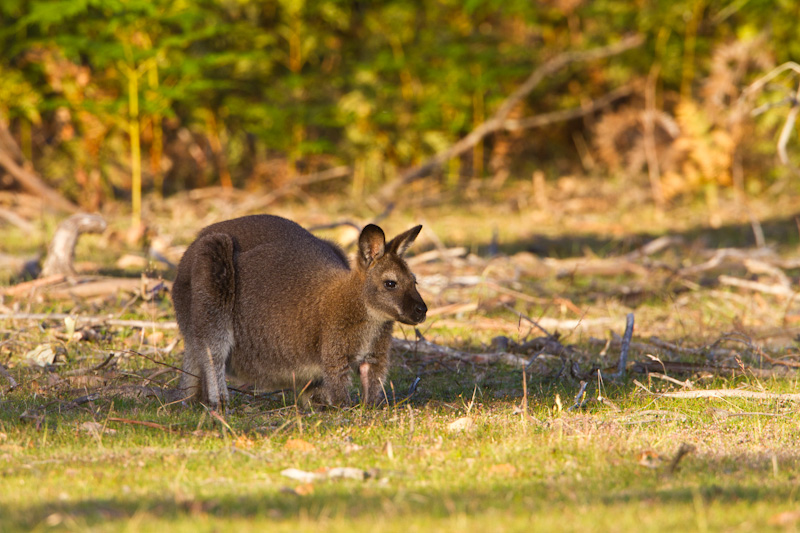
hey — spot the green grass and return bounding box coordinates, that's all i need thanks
[2,351,799,532]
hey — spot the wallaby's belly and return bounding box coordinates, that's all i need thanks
[227,241,346,390]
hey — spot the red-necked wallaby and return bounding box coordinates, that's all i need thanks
[172,215,427,409]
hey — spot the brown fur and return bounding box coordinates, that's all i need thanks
[172,215,426,409]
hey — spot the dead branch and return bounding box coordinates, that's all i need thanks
[375,34,645,202]
[0,121,79,213]
[648,372,693,389]
[0,313,179,330]
[503,85,634,131]
[666,443,695,475]
[657,389,800,401]
[107,416,177,433]
[41,214,107,277]
[718,275,797,298]
[607,312,634,379]
[0,362,18,391]
[567,380,589,411]
[2,274,66,297]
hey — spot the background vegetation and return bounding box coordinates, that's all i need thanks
[2,0,800,214]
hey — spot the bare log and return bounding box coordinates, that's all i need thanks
[375,35,645,202]
[40,214,107,277]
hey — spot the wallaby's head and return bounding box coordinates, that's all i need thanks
[357,224,427,325]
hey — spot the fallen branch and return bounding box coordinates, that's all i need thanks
[0,362,18,391]
[0,313,179,330]
[718,275,796,298]
[106,416,177,433]
[503,85,634,131]
[0,122,79,213]
[657,389,800,401]
[375,34,644,202]
[2,274,66,297]
[40,213,107,277]
[666,442,695,475]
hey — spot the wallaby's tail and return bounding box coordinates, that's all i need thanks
[181,233,237,408]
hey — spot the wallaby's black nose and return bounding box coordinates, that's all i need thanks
[414,302,427,322]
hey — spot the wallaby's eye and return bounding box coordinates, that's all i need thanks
[384,280,397,290]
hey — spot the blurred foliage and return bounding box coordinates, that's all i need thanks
[1,0,800,209]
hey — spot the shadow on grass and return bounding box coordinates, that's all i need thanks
[0,472,795,530]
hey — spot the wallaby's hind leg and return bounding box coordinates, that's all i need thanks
[185,233,237,410]
[178,342,202,402]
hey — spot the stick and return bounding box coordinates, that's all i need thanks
[106,417,177,433]
[666,442,695,475]
[567,380,589,411]
[375,35,645,202]
[2,274,66,297]
[658,389,800,401]
[0,313,179,330]
[603,313,634,380]
[503,85,634,131]
[502,303,554,338]
[718,275,796,298]
[40,213,107,277]
[0,362,18,391]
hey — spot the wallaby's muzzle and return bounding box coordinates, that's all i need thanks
[400,291,427,325]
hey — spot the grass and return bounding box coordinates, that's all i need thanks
[3,182,800,531]
[2,340,799,532]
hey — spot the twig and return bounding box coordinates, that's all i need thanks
[602,313,634,380]
[657,389,800,401]
[719,275,797,298]
[0,313,179,330]
[64,352,117,377]
[666,442,695,475]
[2,275,66,297]
[648,373,693,389]
[502,303,553,338]
[567,380,589,411]
[503,85,634,131]
[106,416,177,433]
[0,362,18,391]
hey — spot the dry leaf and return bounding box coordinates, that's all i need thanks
[769,510,800,526]
[294,483,315,496]
[24,344,56,367]
[637,450,662,469]
[488,463,517,476]
[147,331,165,345]
[234,435,255,449]
[284,438,316,452]
[447,416,475,432]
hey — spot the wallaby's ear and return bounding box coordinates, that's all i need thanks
[358,224,386,268]
[386,225,422,257]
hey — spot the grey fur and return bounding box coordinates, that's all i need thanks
[172,215,427,409]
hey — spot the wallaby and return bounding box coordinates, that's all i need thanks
[172,215,427,409]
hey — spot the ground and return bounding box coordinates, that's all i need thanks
[1,177,800,531]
